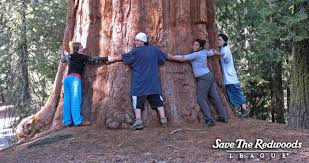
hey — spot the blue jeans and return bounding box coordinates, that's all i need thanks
[226,83,246,108]
[63,76,83,126]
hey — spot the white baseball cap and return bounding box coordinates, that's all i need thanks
[135,32,147,42]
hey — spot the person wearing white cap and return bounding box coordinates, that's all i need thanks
[135,32,148,43]
[109,32,168,130]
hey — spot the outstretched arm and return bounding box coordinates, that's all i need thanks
[167,54,188,62]
[86,56,109,63]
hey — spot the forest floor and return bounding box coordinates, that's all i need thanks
[0,118,308,163]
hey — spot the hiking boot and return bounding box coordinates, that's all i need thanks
[240,109,250,118]
[216,117,228,123]
[131,119,144,130]
[204,120,215,127]
[160,117,168,127]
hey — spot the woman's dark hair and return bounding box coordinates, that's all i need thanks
[144,42,149,46]
[194,39,206,49]
[218,33,228,47]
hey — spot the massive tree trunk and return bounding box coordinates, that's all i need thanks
[16,0,234,141]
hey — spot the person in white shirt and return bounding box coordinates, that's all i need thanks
[218,33,250,118]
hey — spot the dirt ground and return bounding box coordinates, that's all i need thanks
[0,118,308,163]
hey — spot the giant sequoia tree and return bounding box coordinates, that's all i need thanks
[16,0,234,141]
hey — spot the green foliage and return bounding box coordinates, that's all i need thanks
[0,0,67,124]
[27,0,67,106]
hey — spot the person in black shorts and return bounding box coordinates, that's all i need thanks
[109,32,168,130]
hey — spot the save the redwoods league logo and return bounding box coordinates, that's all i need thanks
[212,139,302,159]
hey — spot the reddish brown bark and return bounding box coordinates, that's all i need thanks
[16,0,234,141]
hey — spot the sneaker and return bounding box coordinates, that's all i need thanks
[160,117,168,127]
[130,119,144,130]
[204,120,215,127]
[216,117,228,123]
[240,109,250,118]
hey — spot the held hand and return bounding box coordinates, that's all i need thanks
[107,56,117,63]
[167,53,174,60]
[212,49,222,56]
[107,56,119,63]
[107,56,121,63]
[108,56,115,63]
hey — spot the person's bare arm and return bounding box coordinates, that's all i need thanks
[167,54,188,62]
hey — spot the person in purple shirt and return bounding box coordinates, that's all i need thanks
[109,32,168,130]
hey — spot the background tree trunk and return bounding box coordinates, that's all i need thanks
[288,1,309,129]
[0,87,5,105]
[18,0,31,103]
[270,61,285,123]
[288,38,309,129]
[16,0,234,141]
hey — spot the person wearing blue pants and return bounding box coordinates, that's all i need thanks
[61,42,110,127]
[63,75,83,126]
[217,33,250,118]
